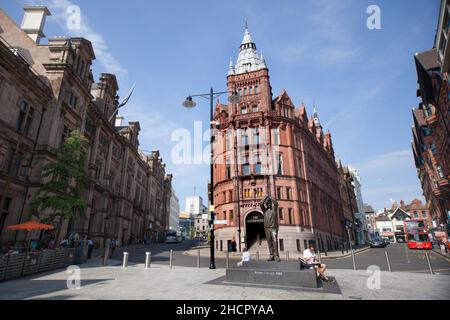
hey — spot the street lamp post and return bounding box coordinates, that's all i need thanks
[183,88,240,269]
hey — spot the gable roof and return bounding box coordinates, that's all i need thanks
[414,49,440,71]
[390,207,411,220]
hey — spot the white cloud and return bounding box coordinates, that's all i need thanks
[29,0,128,78]
[278,1,361,66]
[363,184,420,197]
[354,149,413,172]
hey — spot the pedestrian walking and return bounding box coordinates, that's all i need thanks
[60,238,69,248]
[87,238,94,259]
[109,239,117,258]
[440,241,447,254]
[231,239,237,252]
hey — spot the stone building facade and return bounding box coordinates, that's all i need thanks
[0,6,172,248]
[169,188,180,231]
[348,166,370,244]
[411,0,450,237]
[364,204,377,239]
[212,26,348,253]
[337,162,359,246]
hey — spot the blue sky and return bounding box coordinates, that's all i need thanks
[4,0,441,211]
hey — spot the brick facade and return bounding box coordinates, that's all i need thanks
[411,0,450,235]
[0,8,172,248]
[212,27,349,253]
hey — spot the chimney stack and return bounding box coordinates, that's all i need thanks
[20,6,51,44]
[115,115,124,127]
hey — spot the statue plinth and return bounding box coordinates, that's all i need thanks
[226,261,319,289]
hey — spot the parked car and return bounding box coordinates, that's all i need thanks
[370,240,387,248]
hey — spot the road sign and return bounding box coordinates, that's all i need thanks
[209,205,215,212]
[214,220,228,225]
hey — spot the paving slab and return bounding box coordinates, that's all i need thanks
[0,260,448,300]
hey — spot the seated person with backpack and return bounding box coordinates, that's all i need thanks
[301,243,332,282]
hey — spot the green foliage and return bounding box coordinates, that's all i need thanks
[30,130,89,224]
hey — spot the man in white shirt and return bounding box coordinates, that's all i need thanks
[237,248,251,267]
[303,244,330,282]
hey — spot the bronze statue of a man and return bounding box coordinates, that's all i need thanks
[260,195,280,262]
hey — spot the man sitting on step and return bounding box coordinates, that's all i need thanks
[237,247,251,267]
[302,243,332,282]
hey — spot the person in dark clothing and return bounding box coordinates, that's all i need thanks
[109,239,117,258]
[87,238,94,259]
[231,239,237,252]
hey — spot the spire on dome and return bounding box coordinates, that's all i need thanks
[241,18,253,45]
[228,57,235,76]
[231,21,267,75]
[313,104,321,127]
[260,52,267,69]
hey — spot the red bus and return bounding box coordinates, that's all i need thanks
[404,219,432,250]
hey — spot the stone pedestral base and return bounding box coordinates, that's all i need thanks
[226,261,318,289]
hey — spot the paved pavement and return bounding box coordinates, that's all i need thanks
[321,243,450,275]
[183,244,370,260]
[106,240,242,269]
[0,258,448,300]
[103,241,450,275]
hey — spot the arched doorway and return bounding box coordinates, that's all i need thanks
[245,211,265,249]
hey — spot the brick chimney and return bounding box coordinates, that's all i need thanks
[20,6,51,44]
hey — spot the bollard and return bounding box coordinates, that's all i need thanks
[425,252,434,275]
[256,251,259,261]
[385,251,392,272]
[351,249,356,271]
[103,239,110,266]
[122,252,129,268]
[145,252,151,269]
[286,251,289,261]
[197,249,200,268]
[226,251,229,269]
[169,249,173,269]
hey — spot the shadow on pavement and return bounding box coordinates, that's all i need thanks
[0,278,114,300]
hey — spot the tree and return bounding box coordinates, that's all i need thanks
[30,130,89,229]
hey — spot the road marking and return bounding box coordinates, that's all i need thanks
[405,268,450,273]
[323,248,372,260]
[404,244,411,264]
[429,250,450,262]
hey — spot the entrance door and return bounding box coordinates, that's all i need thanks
[245,212,265,249]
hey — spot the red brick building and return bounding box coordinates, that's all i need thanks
[411,0,450,236]
[212,26,347,254]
